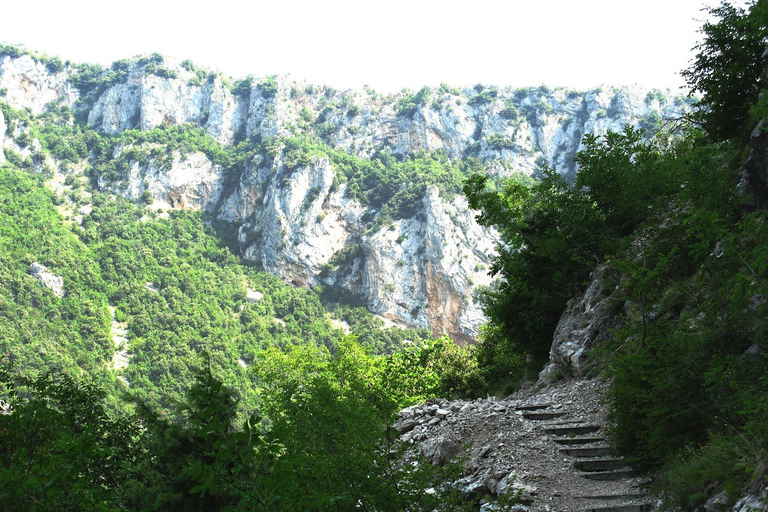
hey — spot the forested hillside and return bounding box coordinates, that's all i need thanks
[0,1,766,510]
[0,43,688,341]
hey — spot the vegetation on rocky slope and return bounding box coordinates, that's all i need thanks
[0,1,766,510]
[466,1,768,508]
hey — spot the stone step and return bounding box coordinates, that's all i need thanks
[514,404,552,411]
[552,436,607,445]
[560,446,615,458]
[583,504,653,512]
[574,458,629,472]
[581,469,638,481]
[523,411,568,420]
[576,494,648,501]
[544,425,602,436]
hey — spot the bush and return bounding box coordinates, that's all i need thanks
[396,87,431,118]
[258,76,279,99]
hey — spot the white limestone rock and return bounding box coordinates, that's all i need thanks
[0,55,78,115]
[732,485,767,512]
[28,262,65,298]
[88,59,245,145]
[98,150,223,212]
[234,155,364,288]
[539,264,624,382]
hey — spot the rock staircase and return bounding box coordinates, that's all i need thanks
[516,403,653,512]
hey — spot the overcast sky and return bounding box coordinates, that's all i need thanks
[3,0,729,93]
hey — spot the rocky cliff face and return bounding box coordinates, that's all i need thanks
[0,50,690,341]
[0,54,78,114]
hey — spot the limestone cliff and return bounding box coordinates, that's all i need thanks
[0,49,690,341]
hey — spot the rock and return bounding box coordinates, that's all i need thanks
[539,263,623,382]
[486,477,500,495]
[88,59,245,145]
[492,469,509,479]
[742,344,762,357]
[0,54,77,115]
[705,491,731,511]
[458,473,492,498]
[246,289,263,302]
[393,418,419,433]
[731,484,767,512]
[496,472,517,496]
[97,150,223,212]
[420,435,461,465]
[28,262,65,298]
[0,52,688,343]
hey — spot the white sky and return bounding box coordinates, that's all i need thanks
[2,0,729,93]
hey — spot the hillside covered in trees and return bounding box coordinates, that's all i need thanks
[0,1,766,510]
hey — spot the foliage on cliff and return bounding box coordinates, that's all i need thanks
[466,1,768,507]
[0,162,440,416]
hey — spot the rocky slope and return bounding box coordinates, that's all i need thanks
[392,265,767,511]
[0,49,690,341]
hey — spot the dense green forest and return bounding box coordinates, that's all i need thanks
[0,156,482,509]
[1,1,767,510]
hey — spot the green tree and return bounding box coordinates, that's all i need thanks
[0,367,140,511]
[464,169,607,386]
[682,1,768,141]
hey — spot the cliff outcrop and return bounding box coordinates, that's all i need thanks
[0,49,690,340]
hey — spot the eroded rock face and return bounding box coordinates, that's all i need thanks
[0,55,78,114]
[29,262,65,298]
[732,485,767,512]
[97,150,223,212]
[349,188,496,341]
[224,155,495,340]
[88,59,246,145]
[538,264,624,382]
[0,52,689,341]
[231,155,365,288]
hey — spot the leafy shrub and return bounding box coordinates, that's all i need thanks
[396,86,431,118]
[468,86,498,107]
[232,75,254,101]
[486,134,516,150]
[258,76,279,99]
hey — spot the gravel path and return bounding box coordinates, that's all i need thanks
[395,378,655,511]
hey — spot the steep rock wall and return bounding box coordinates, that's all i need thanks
[0,55,78,114]
[0,51,690,340]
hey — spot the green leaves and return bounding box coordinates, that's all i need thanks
[681,1,768,141]
[0,368,140,511]
[465,167,608,376]
[254,337,469,511]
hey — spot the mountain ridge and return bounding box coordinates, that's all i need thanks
[0,46,691,341]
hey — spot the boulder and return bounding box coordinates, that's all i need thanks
[29,262,65,298]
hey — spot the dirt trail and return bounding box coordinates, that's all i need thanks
[395,379,654,511]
